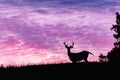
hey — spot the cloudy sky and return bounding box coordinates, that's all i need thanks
[0,0,119,66]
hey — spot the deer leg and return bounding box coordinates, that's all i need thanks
[72,61,76,63]
[84,59,88,63]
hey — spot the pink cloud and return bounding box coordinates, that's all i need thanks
[0,1,118,66]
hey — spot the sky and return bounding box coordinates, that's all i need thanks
[0,0,119,67]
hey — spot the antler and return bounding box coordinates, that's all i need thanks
[70,42,74,47]
[63,42,68,46]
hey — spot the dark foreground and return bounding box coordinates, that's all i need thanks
[0,62,120,80]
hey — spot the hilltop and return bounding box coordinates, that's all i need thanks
[0,62,120,80]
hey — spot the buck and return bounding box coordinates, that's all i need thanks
[63,42,94,63]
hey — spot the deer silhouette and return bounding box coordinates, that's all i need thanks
[63,42,93,63]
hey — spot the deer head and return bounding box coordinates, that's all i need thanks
[63,42,74,49]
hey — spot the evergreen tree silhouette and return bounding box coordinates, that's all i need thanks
[107,12,120,63]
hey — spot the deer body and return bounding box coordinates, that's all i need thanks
[64,42,93,63]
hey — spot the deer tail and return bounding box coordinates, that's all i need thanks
[89,52,94,55]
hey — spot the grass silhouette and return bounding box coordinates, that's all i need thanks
[0,62,119,80]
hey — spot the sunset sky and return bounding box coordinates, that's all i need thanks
[0,0,119,66]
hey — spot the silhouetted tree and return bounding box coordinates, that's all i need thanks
[107,12,120,63]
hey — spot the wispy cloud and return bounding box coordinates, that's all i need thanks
[0,0,119,66]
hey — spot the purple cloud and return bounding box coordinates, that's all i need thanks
[0,0,119,66]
